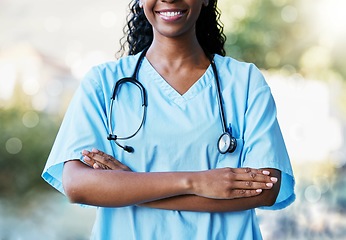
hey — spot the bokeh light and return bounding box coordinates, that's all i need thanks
[31,93,48,111]
[22,111,40,128]
[281,5,298,23]
[22,77,40,96]
[5,137,22,155]
[304,185,322,203]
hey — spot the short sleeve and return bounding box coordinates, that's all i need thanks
[242,70,295,210]
[41,67,113,194]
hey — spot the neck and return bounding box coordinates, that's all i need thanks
[146,33,208,67]
[143,32,211,95]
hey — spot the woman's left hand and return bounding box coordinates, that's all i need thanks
[82,148,132,171]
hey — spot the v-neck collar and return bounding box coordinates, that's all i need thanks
[142,57,214,106]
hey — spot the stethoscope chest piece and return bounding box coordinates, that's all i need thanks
[218,132,237,154]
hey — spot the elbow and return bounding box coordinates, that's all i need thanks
[263,191,279,206]
[63,179,83,204]
[260,168,281,207]
[257,187,279,207]
[62,160,87,204]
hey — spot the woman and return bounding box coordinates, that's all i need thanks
[42,0,295,239]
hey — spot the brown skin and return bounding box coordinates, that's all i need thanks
[62,149,280,212]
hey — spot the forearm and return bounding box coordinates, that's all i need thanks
[141,190,270,212]
[140,169,281,212]
[64,157,278,209]
[63,160,192,207]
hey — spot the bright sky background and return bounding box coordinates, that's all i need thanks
[0,0,128,79]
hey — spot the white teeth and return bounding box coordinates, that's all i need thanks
[160,11,182,17]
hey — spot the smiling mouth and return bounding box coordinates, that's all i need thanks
[158,11,185,17]
[156,10,187,18]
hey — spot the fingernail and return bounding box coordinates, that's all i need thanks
[82,150,89,155]
[84,156,91,161]
[266,183,273,188]
[262,170,270,175]
[271,177,278,183]
[92,148,99,153]
[256,189,262,193]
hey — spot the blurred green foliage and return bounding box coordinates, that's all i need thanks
[221,0,346,80]
[0,94,60,198]
[224,0,300,67]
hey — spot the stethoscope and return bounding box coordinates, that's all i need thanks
[107,49,237,154]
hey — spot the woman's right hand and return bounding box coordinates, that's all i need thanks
[189,167,278,199]
[82,148,132,171]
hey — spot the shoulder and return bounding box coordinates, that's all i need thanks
[213,54,268,90]
[89,54,141,78]
[213,54,264,79]
[80,53,142,91]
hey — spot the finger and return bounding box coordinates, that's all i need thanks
[231,167,269,176]
[82,150,112,170]
[87,150,116,165]
[94,154,116,169]
[231,168,277,183]
[91,148,100,154]
[83,155,94,167]
[83,148,131,171]
[227,189,263,199]
[83,149,106,160]
[93,162,101,169]
[238,173,277,184]
[89,149,131,171]
[94,150,131,171]
[232,180,274,190]
[82,149,90,156]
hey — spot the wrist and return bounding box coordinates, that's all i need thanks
[182,171,200,195]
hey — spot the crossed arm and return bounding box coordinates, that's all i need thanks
[62,149,281,212]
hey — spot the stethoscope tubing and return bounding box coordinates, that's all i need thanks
[107,50,148,141]
[107,49,236,154]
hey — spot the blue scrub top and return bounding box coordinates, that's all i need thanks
[42,52,295,240]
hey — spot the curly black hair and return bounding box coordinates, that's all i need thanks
[117,0,226,57]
